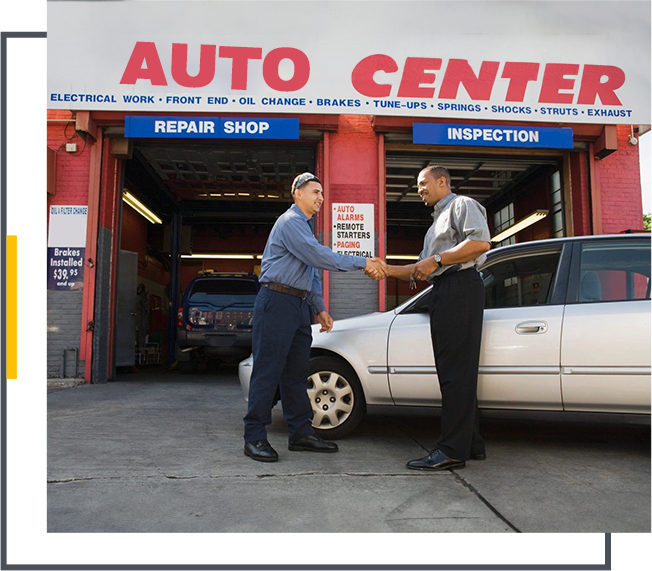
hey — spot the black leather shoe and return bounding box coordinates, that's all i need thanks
[244,440,278,462]
[406,449,465,471]
[470,451,487,461]
[288,434,338,453]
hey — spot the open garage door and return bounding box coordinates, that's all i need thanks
[116,142,316,374]
[384,148,566,310]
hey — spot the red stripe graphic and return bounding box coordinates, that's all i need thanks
[32,379,46,563]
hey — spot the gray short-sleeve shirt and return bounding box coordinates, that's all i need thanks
[419,193,491,280]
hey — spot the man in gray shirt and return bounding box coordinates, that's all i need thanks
[387,165,491,471]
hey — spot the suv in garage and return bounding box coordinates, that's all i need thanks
[176,271,260,373]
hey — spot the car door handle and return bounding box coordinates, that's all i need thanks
[515,321,548,334]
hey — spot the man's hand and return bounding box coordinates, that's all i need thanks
[411,257,438,281]
[317,311,334,332]
[364,257,388,280]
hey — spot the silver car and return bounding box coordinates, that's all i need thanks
[239,235,651,438]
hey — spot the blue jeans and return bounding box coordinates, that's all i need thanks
[243,287,315,443]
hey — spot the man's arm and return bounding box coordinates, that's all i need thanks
[282,217,367,272]
[386,262,417,282]
[411,239,490,280]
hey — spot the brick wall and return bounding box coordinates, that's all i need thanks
[595,125,644,234]
[570,151,591,236]
[327,115,380,318]
[47,290,84,377]
[47,112,93,377]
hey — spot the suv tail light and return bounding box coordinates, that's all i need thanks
[177,307,183,327]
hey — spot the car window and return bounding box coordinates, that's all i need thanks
[578,240,651,303]
[188,278,258,306]
[190,279,258,295]
[481,251,561,309]
[400,288,431,314]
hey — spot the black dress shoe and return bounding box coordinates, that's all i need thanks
[470,451,487,461]
[244,440,278,462]
[406,449,465,471]
[288,434,338,453]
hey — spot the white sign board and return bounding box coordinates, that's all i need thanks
[47,1,651,124]
[332,203,374,258]
[47,206,88,290]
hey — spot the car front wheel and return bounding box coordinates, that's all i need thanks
[308,356,366,439]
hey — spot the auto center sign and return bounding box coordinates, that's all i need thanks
[47,1,651,125]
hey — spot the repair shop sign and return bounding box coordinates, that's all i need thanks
[331,204,374,258]
[47,206,87,291]
[124,116,299,139]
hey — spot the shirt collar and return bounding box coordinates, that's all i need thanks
[432,192,457,216]
[290,203,309,221]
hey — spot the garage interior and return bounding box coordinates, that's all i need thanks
[117,141,316,372]
[384,145,565,309]
[114,136,568,371]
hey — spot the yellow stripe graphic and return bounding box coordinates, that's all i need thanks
[6,235,32,379]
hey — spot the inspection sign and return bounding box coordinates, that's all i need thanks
[47,205,87,290]
[331,203,374,257]
[413,123,574,149]
[124,115,299,139]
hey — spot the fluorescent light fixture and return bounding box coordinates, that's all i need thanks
[491,210,548,243]
[122,191,162,224]
[181,254,255,260]
[238,193,250,197]
[387,255,419,260]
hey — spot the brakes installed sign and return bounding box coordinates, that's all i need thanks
[47,206,87,291]
[124,116,299,139]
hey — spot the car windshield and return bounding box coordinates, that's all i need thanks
[188,279,258,306]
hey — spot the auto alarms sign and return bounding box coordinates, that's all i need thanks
[47,1,651,125]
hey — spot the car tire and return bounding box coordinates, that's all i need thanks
[178,355,198,375]
[308,356,366,439]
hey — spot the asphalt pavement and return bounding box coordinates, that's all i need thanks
[47,366,651,533]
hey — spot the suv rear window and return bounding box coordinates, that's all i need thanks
[190,279,258,297]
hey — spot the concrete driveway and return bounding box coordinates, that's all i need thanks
[47,367,650,533]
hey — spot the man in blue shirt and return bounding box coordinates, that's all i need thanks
[243,172,387,462]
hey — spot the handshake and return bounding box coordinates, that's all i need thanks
[363,257,389,281]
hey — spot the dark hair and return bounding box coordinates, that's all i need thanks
[421,165,451,188]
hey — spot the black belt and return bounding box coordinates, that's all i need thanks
[429,264,467,283]
[261,282,308,299]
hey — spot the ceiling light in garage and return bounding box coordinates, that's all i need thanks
[122,191,162,224]
[181,254,256,259]
[491,210,548,243]
[387,255,419,260]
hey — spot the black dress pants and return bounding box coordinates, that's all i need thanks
[428,268,485,461]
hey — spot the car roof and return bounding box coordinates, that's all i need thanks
[488,233,650,256]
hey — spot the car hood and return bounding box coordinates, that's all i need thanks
[311,310,396,336]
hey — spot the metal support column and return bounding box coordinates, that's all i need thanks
[166,212,182,366]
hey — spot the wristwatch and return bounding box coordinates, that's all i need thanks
[433,253,443,268]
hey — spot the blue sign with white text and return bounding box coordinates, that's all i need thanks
[125,116,300,139]
[413,123,573,149]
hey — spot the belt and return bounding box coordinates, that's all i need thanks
[429,264,466,283]
[261,282,308,299]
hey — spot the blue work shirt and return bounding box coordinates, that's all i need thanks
[260,204,367,314]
